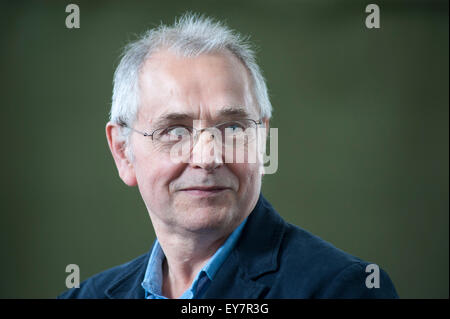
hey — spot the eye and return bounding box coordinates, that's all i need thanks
[221,121,246,132]
[157,126,191,142]
[166,126,191,138]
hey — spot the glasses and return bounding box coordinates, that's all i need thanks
[119,118,263,149]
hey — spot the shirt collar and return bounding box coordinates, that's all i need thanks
[141,217,248,298]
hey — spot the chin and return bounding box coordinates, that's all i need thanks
[175,191,235,211]
[182,207,236,232]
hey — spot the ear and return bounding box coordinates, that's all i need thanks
[106,122,137,186]
[262,118,270,137]
[261,118,271,177]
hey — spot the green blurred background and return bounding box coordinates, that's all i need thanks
[0,0,448,298]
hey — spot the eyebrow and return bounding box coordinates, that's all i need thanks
[151,106,253,129]
[150,112,195,129]
[217,106,252,119]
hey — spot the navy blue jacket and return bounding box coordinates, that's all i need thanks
[58,195,398,298]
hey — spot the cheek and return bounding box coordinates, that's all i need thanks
[228,162,260,193]
[134,150,186,197]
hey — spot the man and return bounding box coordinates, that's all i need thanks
[58,13,398,299]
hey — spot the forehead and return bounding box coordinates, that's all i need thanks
[137,49,258,125]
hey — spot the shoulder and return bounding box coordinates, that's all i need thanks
[57,252,149,299]
[274,221,399,298]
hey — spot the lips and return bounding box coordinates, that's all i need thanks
[182,186,228,191]
[179,186,230,196]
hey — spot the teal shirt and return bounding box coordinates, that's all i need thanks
[141,217,248,299]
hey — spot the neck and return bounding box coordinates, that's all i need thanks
[153,221,233,299]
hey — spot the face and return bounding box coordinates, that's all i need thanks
[108,49,266,236]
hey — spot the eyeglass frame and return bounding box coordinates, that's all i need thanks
[118,118,264,143]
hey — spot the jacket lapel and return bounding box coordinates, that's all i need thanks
[200,249,269,299]
[202,194,286,299]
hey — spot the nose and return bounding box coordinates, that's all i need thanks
[190,128,223,171]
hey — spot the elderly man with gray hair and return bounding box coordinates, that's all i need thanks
[58,13,398,299]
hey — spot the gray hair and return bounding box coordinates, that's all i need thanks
[110,12,272,145]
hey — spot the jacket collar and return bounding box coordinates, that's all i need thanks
[105,194,285,299]
[104,253,149,299]
[237,194,285,279]
[202,194,286,298]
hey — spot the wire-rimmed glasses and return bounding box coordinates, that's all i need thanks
[119,118,263,150]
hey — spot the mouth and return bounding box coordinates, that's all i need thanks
[179,186,230,197]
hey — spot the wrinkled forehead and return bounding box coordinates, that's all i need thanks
[136,49,259,125]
